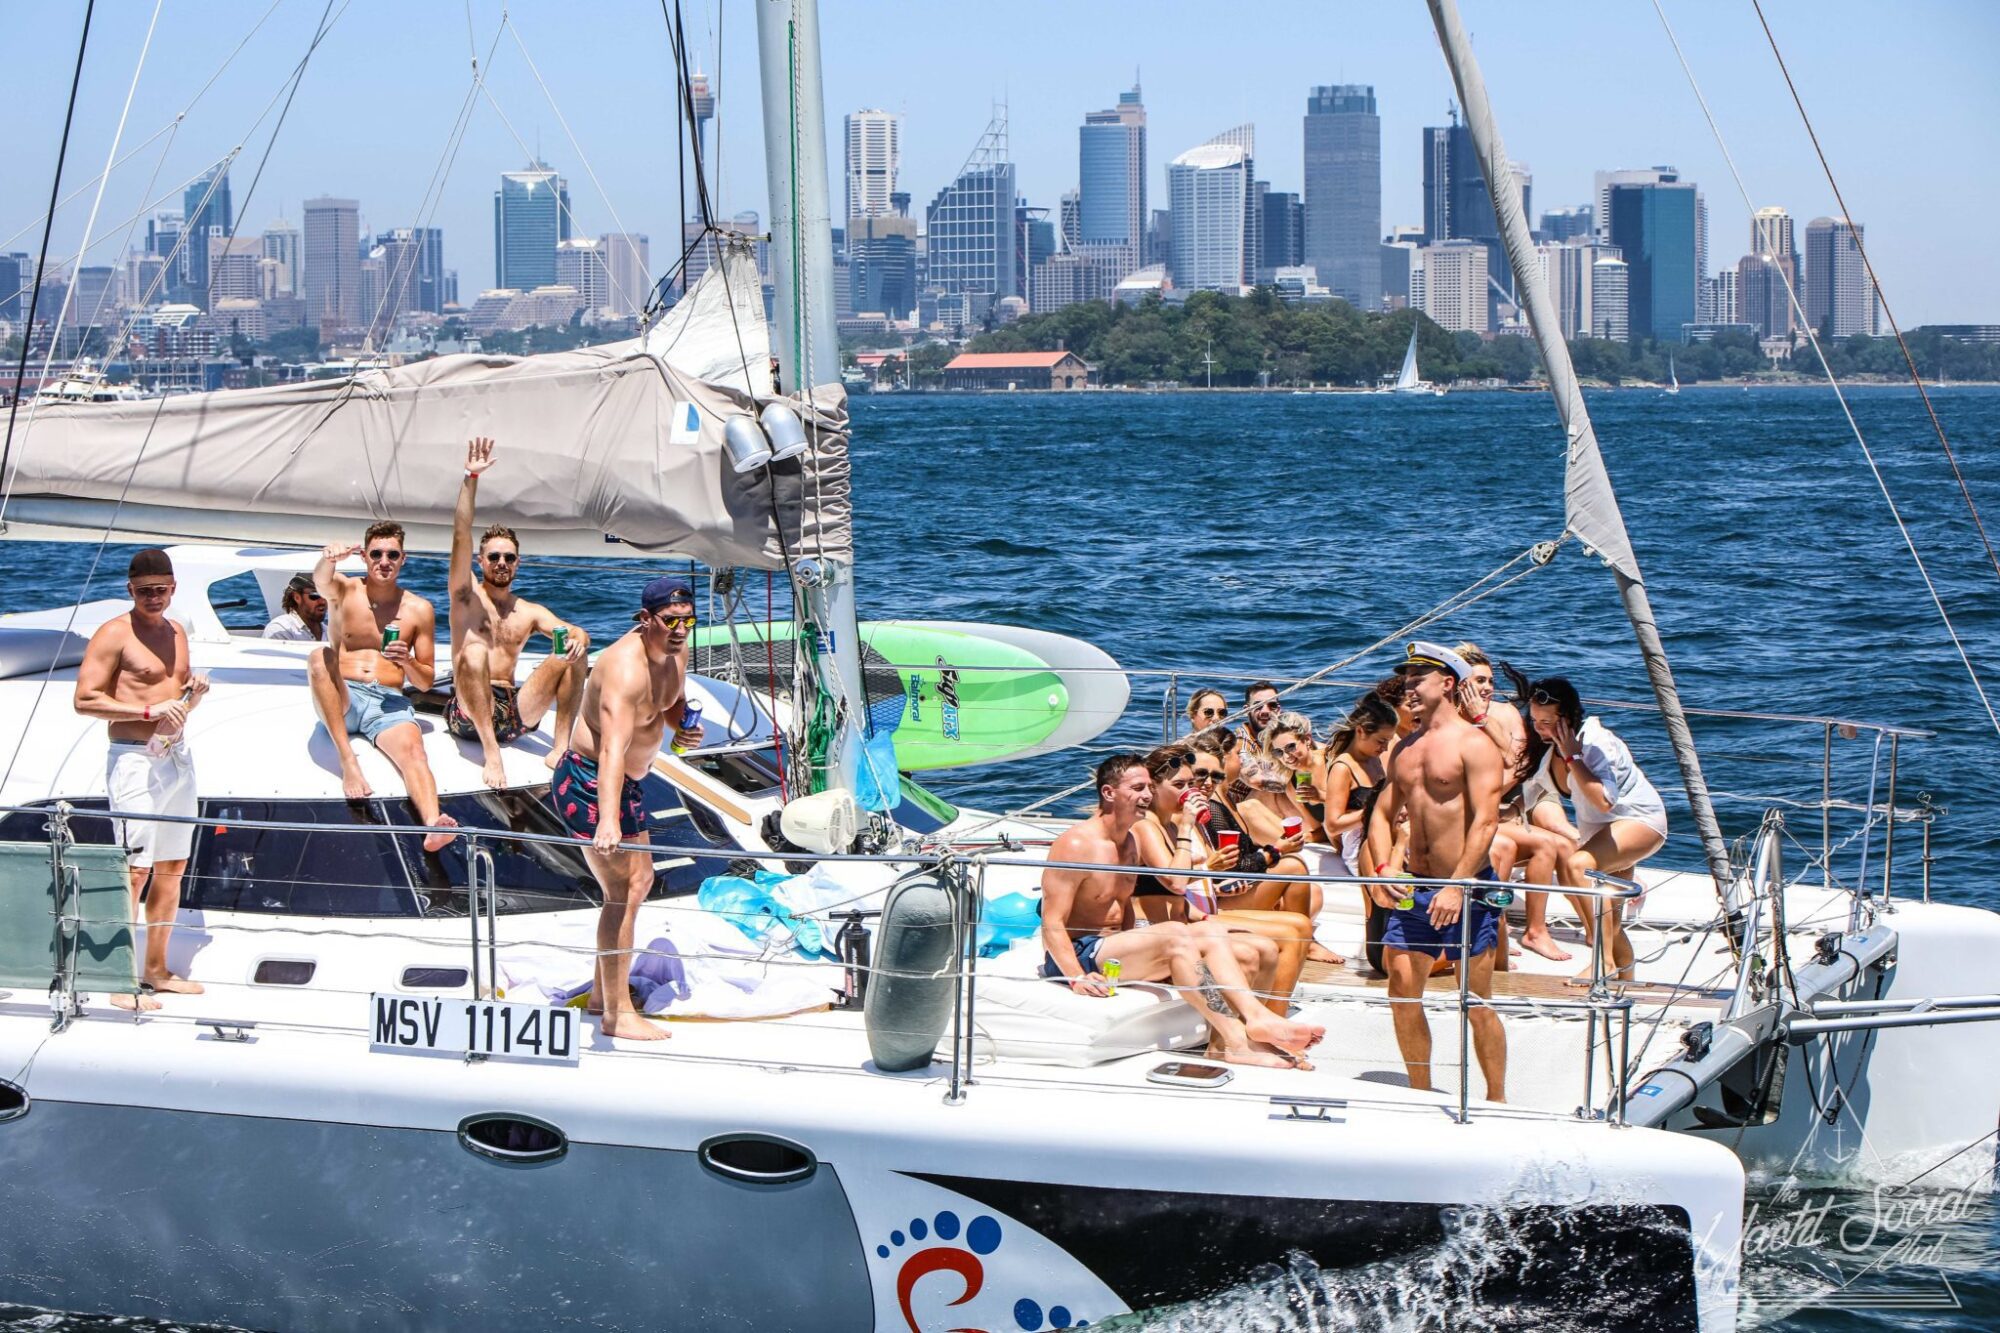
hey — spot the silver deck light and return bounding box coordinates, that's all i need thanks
[760,402,809,463]
[723,413,772,473]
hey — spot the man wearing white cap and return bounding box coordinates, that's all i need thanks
[1366,640,1510,1101]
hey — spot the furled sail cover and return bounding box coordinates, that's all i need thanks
[0,250,846,568]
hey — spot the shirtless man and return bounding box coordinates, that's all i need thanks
[1455,642,1571,963]
[72,549,210,1010]
[307,521,458,852]
[1039,752,1325,1069]
[447,437,590,788]
[552,577,704,1041]
[1365,641,1509,1101]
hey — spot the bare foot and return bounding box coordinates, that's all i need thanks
[145,974,204,995]
[340,762,373,801]
[480,756,508,789]
[422,814,461,853]
[599,1012,670,1041]
[1207,1041,1304,1070]
[1307,943,1344,965]
[111,990,162,1012]
[1245,1014,1325,1057]
[1521,929,1573,962]
[1567,965,1632,988]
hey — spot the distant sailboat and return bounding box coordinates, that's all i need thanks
[1379,322,1445,395]
[1665,354,1680,395]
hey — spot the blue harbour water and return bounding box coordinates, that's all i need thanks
[4,385,1998,1330]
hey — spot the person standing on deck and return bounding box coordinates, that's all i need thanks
[1365,641,1510,1101]
[550,577,704,1041]
[72,548,210,1010]
[306,522,458,852]
[446,437,591,788]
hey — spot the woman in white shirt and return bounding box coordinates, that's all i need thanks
[1526,676,1667,983]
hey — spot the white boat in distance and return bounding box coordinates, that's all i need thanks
[1377,321,1447,396]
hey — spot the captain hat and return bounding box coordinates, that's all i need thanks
[1394,640,1473,681]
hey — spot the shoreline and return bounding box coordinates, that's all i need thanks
[860,379,2000,396]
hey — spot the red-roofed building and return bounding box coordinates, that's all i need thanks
[941,349,1091,391]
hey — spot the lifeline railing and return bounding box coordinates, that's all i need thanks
[6,800,1647,1127]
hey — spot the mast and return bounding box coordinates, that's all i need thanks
[1424,0,1736,900]
[757,0,866,800]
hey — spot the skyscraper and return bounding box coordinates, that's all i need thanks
[1078,84,1147,283]
[1258,189,1304,278]
[1803,216,1877,337]
[1167,140,1252,293]
[1591,255,1630,342]
[181,165,233,306]
[845,109,900,226]
[599,233,650,318]
[1750,206,1795,262]
[1302,84,1381,310]
[302,196,360,329]
[556,238,610,315]
[1607,180,1697,342]
[1539,241,1602,341]
[689,71,716,189]
[1417,239,1488,333]
[1421,108,1510,315]
[849,212,918,319]
[494,162,568,291]
[1540,206,1592,242]
[261,222,300,296]
[1736,253,1792,339]
[924,117,1017,317]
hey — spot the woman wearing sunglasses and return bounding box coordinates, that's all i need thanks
[1211,717,1341,965]
[1526,676,1668,984]
[1183,688,1230,738]
[1129,743,1319,1009]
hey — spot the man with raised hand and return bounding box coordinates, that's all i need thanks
[1366,641,1509,1101]
[1040,753,1326,1070]
[73,548,210,1009]
[447,437,590,788]
[550,577,704,1042]
[306,521,458,852]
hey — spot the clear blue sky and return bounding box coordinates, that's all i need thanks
[7,0,1995,325]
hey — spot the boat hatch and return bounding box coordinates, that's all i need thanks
[458,1112,567,1166]
[251,959,316,986]
[698,1133,818,1186]
[400,966,470,990]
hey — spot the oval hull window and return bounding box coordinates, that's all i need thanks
[401,966,470,990]
[0,1078,27,1124]
[458,1112,567,1165]
[698,1133,816,1185]
[252,959,316,986]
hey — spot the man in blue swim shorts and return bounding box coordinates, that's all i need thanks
[1366,641,1510,1101]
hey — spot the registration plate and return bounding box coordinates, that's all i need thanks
[370,993,580,1065]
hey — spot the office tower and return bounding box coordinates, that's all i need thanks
[1591,255,1630,341]
[1259,189,1304,278]
[494,162,567,290]
[302,196,360,329]
[0,254,21,321]
[1422,111,1497,246]
[1016,203,1055,300]
[556,238,610,315]
[181,165,232,305]
[1417,239,1488,332]
[924,116,1017,313]
[372,228,438,322]
[261,222,300,295]
[1167,139,1252,292]
[845,109,900,226]
[124,251,166,310]
[71,266,118,330]
[1538,241,1608,342]
[357,251,386,333]
[1607,180,1697,342]
[849,213,918,318]
[1078,84,1147,284]
[599,233,650,318]
[1803,216,1877,337]
[1750,206,1794,261]
[1301,84,1381,309]
[1058,190,1081,250]
[1540,206,1592,242]
[1736,253,1793,339]
[1595,168,1671,242]
[1509,163,1533,233]
[207,237,263,303]
[1712,267,1738,326]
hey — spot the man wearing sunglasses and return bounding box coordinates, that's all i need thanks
[262,573,328,641]
[550,576,704,1042]
[446,436,591,788]
[73,547,211,1010]
[308,521,458,852]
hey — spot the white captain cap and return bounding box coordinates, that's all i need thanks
[1393,640,1473,681]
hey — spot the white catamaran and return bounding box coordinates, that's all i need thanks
[1,3,1996,1331]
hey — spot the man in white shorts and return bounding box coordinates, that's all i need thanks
[73,548,210,1011]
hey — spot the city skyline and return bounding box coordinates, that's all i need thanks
[3,1,1995,326]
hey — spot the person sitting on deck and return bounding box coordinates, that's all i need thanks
[307,522,459,852]
[1186,729,1339,966]
[1038,752,1325,1069]
[1228,680,1287,791]
[262,574,327,641]
[1182,687,1230,739]
[1238,710,1337,959]
[1127,744,1314,1012]
[447,436,592,788]
[1525,676,1669,985]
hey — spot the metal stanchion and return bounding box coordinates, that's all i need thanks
[1457,901,1473,1125]
[945,860,968,1107]
[962,858,986,1088]
[46,802,78,1033]
[466,835,486,1000]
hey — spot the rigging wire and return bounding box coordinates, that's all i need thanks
[1748,0,2000,589]
[1645,0,2000,750]
[0,0,96,526]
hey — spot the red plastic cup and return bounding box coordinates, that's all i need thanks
[1181,789,1212,824]
[1281,815,1303,840]
[1217,829,1241,850]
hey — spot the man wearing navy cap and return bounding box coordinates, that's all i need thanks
[549,575,704,1041]
[1366,640,1511,1101]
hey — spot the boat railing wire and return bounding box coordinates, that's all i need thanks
[7,799,1657,1126]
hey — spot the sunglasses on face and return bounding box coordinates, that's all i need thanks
[651,612,696,631]
[483,551,518,564]
[367,548,404,562]
[1193,706,1226,719]
[1192,768,1224,782]
[1251,700,1279,712]
[132,584,173,597]
[303,591,326,602]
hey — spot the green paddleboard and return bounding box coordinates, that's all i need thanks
[691,621,1070,770]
